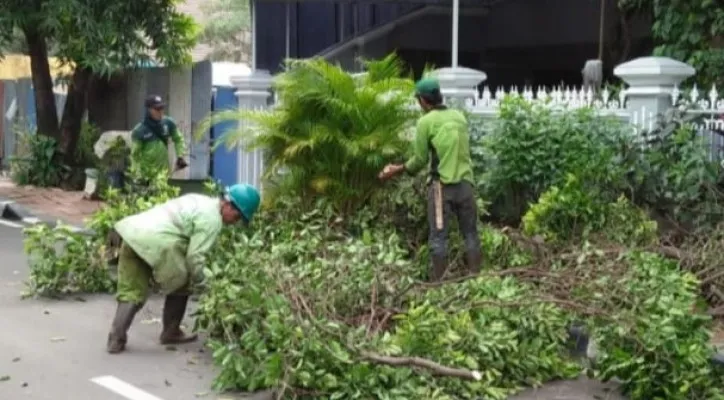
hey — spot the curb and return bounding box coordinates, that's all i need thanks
[566,326,724,368]
[0,196,95,236]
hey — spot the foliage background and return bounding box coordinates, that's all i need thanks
[20,52,724,399]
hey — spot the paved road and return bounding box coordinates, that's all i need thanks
[0,222,227,400]
[0,220,626,400]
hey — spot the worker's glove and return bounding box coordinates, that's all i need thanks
[175,157,188,170]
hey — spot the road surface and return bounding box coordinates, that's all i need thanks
[0,221,226,400]
[0,220,626,400]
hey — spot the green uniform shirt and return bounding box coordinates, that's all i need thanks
[130,116,186,174]
[404,108,475,185]
[114,194,223,294]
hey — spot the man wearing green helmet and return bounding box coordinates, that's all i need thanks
[378,77,482,281]
[105,183,261,354]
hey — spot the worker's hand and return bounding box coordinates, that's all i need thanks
[378,164,404,181]
[176,157,188,170]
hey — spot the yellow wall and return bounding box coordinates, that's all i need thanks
[0,54,73,80]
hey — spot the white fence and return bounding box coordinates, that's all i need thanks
[232,57,724,188]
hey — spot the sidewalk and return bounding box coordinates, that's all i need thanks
[0,177,102,226]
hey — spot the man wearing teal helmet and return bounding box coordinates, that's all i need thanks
[379,77,482,281]
[105,183,261,354]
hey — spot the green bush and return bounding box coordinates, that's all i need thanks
[475,96,638,223]
[190,63,722,399]
[22,223,112,297]
[9,122,103,189]
[522,173,658,245]
[10,130,69,187]
[87,169,180,240]
[632,107,724,232]
[199,53,418,217]
[22,170,180,298]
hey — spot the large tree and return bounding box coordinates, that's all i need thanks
[616,0,724,88]
[199,0,251,62]
[0,0,198,165]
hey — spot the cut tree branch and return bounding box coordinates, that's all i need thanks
[360,352,482,381]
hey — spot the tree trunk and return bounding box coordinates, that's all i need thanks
[58,66,92,166]
[23,27,59,138]
[88,74,127,132]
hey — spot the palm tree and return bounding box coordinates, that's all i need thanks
[198,53,418,216]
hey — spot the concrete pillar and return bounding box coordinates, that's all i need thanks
[613,56,696,128]
[230,69,273,190]
[167,67,193,179]
[429,66,487,105]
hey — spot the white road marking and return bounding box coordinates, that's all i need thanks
[90,376,165,400]
[0,219,24,228]
[22,217,41,224]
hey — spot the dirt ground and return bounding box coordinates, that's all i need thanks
[0,177,102,225]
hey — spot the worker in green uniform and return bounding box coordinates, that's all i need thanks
[130,95,188,177]
[378,78,482,281]
[106,183,261,354]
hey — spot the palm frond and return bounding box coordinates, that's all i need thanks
[209,53,418,215]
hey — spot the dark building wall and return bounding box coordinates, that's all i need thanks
[254,1,420,72]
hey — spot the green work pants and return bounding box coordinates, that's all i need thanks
[427,180,482,280]
[115,242,191,304]
[116,242,153,305]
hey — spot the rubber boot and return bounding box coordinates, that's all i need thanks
[429,255,448,282]
[159,295,198,345]
[465,250,482,275]
[106,302,142,354]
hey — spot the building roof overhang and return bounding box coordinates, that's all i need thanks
[254,0,507,6]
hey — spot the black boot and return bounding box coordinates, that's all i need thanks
[159,295,198,345]
[429,255,448,282]
[465,250,482,275]
[107,302,142,354]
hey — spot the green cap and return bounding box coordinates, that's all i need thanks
[415,78,440,97]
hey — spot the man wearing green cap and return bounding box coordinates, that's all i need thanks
[379,78,482,281]
[130,95,188,178]
[105,183,261,354]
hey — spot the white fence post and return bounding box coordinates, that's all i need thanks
[230,70,273,191]
[430,66,487,106]
[613,56,695,130]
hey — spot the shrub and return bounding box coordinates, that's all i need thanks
[199,53,418,217]
[9,122,103,189]
[10,129,69,187]
[522,173,658,245]
[23,223,112,297]
[633,106,724,233]
[87,169,180,240]
[22,170,180,298]
[475,96,638,223]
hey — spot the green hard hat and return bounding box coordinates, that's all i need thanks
[226,183,261,222]
[415,78,440,97]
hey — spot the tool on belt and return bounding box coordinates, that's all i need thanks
[432,180,444,230]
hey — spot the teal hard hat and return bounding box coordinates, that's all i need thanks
[226,183,261,222]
